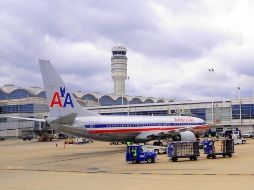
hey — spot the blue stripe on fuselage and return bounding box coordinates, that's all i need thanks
[84,122,204,129]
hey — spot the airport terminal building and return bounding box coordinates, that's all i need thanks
[1,84,254,137]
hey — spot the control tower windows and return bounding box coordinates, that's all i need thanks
[112,51,126,55]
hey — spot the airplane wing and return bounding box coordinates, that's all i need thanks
[2,113,77,124]
[1,116,46,122]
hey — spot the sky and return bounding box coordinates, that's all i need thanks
[1,0,254,100]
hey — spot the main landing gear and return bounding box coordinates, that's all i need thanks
[153,141,163,146]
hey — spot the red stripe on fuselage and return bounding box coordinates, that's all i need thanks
[193,125,209,130]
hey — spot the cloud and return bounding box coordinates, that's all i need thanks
[0,0,254,100]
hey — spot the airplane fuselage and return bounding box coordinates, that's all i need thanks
[55,115,207,142]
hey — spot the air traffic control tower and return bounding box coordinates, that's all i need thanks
[111,45,127,96]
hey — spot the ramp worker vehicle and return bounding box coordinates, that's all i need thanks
[126,145,157,164]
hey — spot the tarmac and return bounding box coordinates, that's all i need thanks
[0,139,254,190]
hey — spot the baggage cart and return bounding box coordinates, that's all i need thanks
[204,139,234,159]
[167,141,200,162]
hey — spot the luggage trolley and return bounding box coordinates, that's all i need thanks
[204,139,234,159]
[167,141,200,162]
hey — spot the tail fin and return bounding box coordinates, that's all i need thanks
[39,59,98,118]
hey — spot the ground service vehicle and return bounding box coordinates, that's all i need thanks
[233,137,246,145]
[75,137,93,144]
[126,145,157,164]
[231,131,246,145]
[57,133,68,139]
[167,141,200,162]
[64,138,75,144]
[242,131,254,138]
[142,145,167,154]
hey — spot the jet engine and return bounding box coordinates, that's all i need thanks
[172,131,196,141]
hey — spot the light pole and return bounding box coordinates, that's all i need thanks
[126,76,130,116]
[209,68,214,124]
[237,86,242,124]
[237,86,241,100]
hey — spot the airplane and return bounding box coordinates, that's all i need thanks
[5,60,208,145]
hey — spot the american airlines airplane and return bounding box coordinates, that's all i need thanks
[7,60,208,145]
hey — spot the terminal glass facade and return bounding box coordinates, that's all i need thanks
[0,104,34,114]
[232,104,254,119]
[7,90,30,99]
[190,108,206,120]
[0,104,49,114]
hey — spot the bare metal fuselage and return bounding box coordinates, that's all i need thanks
[52,115,205,142]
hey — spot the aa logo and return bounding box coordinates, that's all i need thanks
[50,87,74,108]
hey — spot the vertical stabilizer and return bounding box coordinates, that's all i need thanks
[39,59,98,118]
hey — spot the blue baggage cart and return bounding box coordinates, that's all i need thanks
[167,141,200,162]
[204,139,234,159]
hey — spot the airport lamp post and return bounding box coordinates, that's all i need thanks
[209,68,214,124]
[237,86,242,125]
[127,76,130,116]
[237,86,241,100]
[122,76,130,115]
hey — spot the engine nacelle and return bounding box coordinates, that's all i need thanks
[173,131,196,141]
